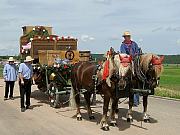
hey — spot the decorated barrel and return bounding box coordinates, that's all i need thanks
[79,51,91,62]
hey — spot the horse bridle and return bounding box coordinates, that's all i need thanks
[147,62,161,88]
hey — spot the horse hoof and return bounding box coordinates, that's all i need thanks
[110,123,117,127]
[89,115,95,120]
[144,119,150,123]
[127,118,133,123]
[101,126,109,131]
[77,117,82,121]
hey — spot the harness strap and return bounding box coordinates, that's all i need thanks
[134,56,147,84]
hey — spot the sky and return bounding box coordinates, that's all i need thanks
[0,0,180,55]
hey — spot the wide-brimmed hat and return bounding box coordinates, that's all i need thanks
[24,56,34,62]
[122,31,131,37]
[8,57,15,62]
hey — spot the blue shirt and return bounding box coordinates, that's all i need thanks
[120,41,140,57]
[18,63,33,79]
[3,63,17,81]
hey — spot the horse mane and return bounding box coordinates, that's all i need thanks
[114,53,132,77]
[140,53,164,77]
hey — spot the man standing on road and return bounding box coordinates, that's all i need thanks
[3,57,17,100]
[18,56,34,112]
[120,31,140,107]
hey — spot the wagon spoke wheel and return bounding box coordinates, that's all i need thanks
[48,82,60,108]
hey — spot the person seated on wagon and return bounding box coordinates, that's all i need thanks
[120,31,141,106]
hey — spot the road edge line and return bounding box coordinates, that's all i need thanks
[150,95,180,101]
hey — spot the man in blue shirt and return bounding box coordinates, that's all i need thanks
[120,31,140,106]
[3,57,17,100]
[19,56,34,112]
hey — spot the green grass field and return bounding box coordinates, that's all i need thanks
[155,65,180,99]
[159,65,180,90]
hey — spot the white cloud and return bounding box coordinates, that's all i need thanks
[80,35,95,42]
[152,27,163,32]
[176,39,180,45]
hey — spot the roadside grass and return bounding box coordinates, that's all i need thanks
[155,87,180,99]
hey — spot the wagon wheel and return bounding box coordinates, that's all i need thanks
[65,50,75,60]
[48,82,60,108]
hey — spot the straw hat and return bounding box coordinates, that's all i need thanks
[24,56,34,62]
[8,57,15,62]
[122,31,131,37]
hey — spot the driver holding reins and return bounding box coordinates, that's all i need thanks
[120,31,141,107]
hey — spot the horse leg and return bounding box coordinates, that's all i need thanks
[100,95,110,131]
[143,95,150,122]
[126,92,133,122]
[75,92,82,121]
[110,98,118,127]
[84,92,95,120]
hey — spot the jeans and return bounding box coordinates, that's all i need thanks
[5,81,15,98]
[134,93,139,105]
[19,79,32,108]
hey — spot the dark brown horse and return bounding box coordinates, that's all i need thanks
[70,52,133,131]
[126,53,164,122]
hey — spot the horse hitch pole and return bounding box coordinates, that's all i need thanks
[132,89,152,94]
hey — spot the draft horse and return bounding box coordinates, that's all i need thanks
[70,50,133,131]
[126,53,164,122]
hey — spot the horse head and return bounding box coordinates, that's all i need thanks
[114,53,133,90]
[140,54,164,89]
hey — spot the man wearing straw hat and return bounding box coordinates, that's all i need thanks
[120,31,141,107]
[3,57,17,100]
[18,56,34,112]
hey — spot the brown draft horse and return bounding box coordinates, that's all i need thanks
[126,53,164,122]
[70,50,133,131]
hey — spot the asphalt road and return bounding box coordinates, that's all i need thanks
[0,79,180,135]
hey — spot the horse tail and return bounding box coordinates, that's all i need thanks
[69,86,77,108]
[69,63,79,108]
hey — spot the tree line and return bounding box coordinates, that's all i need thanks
[0,54,180,64]
[91,54,180,64]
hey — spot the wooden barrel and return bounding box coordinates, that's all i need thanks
[79,51,91,62]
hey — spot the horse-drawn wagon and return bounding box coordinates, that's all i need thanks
[19,26,164,131]
[19,25,91,107]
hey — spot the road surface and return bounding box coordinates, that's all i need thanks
[0,79,180,135]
